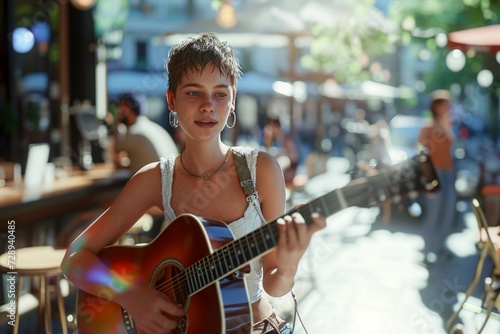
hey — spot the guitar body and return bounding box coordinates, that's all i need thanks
[76,214,252,334]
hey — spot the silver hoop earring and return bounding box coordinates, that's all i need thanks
[169,111,178,128]
[226,111,236,128]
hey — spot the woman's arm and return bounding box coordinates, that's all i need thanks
[60,162,183,333]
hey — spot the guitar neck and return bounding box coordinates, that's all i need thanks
[184,152,439,296]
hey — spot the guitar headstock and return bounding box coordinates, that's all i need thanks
[375,150,440,205]
[346,151,440,208]
[291,150,440,221]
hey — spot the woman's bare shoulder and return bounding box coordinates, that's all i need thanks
[256,150,281,172]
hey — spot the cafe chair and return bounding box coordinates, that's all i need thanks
[446,198,500,333]
[0,246,68,334]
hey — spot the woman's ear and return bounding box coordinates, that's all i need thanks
[231,92,236,111]
[166,89,175,111]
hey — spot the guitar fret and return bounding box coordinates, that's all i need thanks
[186,269,193,294]
[265,223,277,247]
[244,234,254,260]
[250,233,260,258]
[224,247,235,271]
[213,253,222,278]
[221,247,230,273]
[201,265,208,286]
[208,256,218,280]
[203,258,211,283]
[189,267,199,293]
[195,265,204,289]
[236,238,248,264]
[202,258,212,283]
[258,227,268,251]
[335,188,348,210]
[320,196,331,216]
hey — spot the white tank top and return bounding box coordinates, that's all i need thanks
[159,146,264,303]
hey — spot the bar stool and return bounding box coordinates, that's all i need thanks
[0,246,68,334]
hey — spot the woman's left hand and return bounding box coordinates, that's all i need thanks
[275,211,326,273]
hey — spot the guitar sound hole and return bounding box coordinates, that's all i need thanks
[152,262,189,309]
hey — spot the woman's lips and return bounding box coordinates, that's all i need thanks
[195,120,217,128]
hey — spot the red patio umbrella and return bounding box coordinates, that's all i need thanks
[447,24,500,54]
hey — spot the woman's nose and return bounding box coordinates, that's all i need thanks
[200,97,214,112]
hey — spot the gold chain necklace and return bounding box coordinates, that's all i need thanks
[180,148,231,185]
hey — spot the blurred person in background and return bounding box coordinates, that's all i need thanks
[418,89,457,264]
[113,92,179,174]
[262,117,300,188]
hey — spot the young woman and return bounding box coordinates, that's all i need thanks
[61,33,325,334]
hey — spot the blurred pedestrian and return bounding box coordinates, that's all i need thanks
[417,89,457,263]
[263,117,300,188]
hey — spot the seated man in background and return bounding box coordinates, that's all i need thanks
[113,92,179,174]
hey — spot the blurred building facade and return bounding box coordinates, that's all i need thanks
[3,0,471,171]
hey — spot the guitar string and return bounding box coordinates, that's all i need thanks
[151,168,422,297]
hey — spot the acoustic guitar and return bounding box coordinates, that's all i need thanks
[76,152,440,334]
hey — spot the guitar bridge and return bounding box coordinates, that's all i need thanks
[121,307,137,334]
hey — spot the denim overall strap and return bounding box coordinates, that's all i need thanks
[232,149,267,224]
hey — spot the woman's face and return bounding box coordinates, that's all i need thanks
[166,63,236,142]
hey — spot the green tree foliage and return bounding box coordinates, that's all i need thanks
[389,0,500,92]
[301,0,398,84]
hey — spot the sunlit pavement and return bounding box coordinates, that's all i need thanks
[268,157,500,334]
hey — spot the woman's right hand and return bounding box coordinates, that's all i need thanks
[114,285,184,333]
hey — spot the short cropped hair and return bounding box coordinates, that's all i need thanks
[165,33,242,95]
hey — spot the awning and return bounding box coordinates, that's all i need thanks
[447,24,500,54]
[107,71,168,97]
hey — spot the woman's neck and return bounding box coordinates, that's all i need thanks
[181,141,230,174]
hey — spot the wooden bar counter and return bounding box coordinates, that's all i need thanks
[0,164,131,232]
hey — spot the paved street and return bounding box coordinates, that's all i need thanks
[267,157,500,334]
